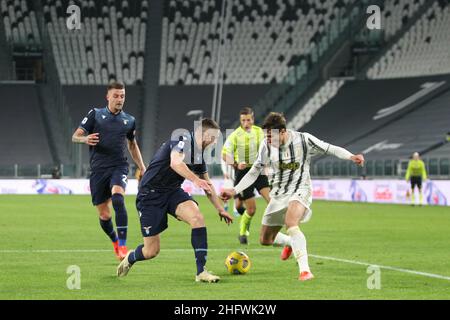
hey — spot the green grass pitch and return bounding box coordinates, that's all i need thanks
[0,195,449,300]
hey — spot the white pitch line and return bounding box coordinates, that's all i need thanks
[310,254,450,282]
[1,248,449,282]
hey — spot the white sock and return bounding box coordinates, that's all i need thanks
[273,232,291,247]
[287,226,310,273]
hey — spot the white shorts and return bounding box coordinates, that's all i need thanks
[261,192,312,227]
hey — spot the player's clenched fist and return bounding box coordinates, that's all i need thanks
[220,188,236,201]
[85,133,100,146]
[350,154,365,166]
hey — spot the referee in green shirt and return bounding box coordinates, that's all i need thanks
[222,107,271,244]
[405,152,428,206]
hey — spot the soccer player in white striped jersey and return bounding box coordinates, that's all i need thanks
[220,112,364,281]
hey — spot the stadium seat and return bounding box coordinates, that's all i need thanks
[287,79,345,129]
[1,0,41,48]
[367,1,450,79]
[160,0,355,85]
[41,0,148,85]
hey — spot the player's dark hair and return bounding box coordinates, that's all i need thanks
[201,118,220,131]
[107,81,125,91]
[262,112,287,130]
[240,107,254,116]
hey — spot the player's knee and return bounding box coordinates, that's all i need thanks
[189,213,205,228]
[284,219,297,229]
[246,206,256,215]
[99,212,112,220]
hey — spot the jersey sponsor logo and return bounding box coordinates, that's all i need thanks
[279,162,300,171]
[123,120,129,125]
[81,117,88,125]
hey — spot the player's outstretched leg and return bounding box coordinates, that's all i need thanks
[117,236,160,277]
[176,201,220,283]
[112,193,128,260]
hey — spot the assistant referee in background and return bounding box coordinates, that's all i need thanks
[405,152,428,206]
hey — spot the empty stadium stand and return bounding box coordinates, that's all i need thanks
[1,0,41,49]
[301,74,450,145]
[382,0,427,40]
[296,74,450,177]
[367,0,450,79]
[160,0,354,85]
[342,87,450,160]
[287,79,345,129]
[42,0,148,85]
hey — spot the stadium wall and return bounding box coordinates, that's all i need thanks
[157,84,273,145]
[0,178,447,206]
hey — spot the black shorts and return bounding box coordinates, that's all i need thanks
[234,168,270,201]
[89,165,129,205]
[410,176,422,189]
[136,187,197,237]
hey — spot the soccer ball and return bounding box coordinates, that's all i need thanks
[225,251,251,275]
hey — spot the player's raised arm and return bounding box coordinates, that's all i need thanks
[200,172,233,225]
[170,149,212,194]
[304,133,365,166]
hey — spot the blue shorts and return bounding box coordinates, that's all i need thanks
[136,187,197,237]
[89,165,129,205]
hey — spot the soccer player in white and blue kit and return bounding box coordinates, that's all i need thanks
[221,113,364,281]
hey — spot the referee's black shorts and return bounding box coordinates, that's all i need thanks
[410,176,422,189]
[234,167,269,201]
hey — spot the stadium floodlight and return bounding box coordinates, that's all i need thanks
[186,110,204,120]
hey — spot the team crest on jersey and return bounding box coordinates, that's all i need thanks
[143,226,152,235]
[279,162,300,170]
